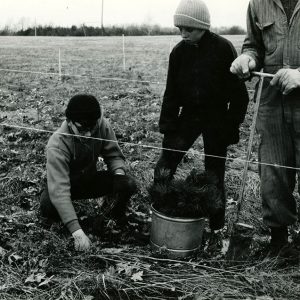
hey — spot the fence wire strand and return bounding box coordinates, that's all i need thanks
[0,62,296,171]
[0,68,164,85]
[1,122,300,172]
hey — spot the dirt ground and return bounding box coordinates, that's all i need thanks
[1,35,300,300]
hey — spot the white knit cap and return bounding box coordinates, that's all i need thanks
[174,0,211,30]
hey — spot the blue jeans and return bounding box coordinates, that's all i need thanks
[256,82,300,227]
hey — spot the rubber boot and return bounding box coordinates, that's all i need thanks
[269,227,299,261]
[209,186,226,231]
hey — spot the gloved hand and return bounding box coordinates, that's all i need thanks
[113,174,129,194]
[72,229,91,251]
[270,68,300,95]
[113,174,137,194]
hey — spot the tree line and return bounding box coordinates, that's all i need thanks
[0,24,245,36]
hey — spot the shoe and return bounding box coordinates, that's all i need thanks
[269,226,300,261]
[270,226,288,245]
[269,242,300,261]
[209,208,225,231]
[38,216,55,230]
[92,215,105,236]
[115,215,128,227]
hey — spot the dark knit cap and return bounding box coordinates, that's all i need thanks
[65,94,101,121]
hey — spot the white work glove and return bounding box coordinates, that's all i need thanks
[230,54,257,79]
[72,229,91,251]
[270,68,300,95]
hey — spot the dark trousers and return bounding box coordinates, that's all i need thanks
[256,86,300,228]
[155,124,227,187]
[40,171,137,222]
[154,124,227,230]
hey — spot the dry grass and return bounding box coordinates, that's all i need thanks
[1,237,300,300]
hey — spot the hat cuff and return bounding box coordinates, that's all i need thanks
[66,110,100,121]
[174,14,210,30]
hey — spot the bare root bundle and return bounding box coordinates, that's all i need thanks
[149,169,223,218]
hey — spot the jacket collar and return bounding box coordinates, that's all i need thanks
[272,0,283,10]
[272,0,300,23]
[195,30,210,47]
[272,0,300,13]
[292,0,300,21]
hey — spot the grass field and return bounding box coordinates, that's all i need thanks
[1,35,300,300]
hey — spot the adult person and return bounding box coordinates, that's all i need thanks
[154,0,249,231]
[230,0,300,257]
[40,94,137,251]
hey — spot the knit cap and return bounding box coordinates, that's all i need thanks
[174,0,211,30]
[65,94,101,121]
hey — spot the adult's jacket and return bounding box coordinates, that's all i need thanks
[159,31,249,134]
[242,0,300,74]
[46,110,125,232]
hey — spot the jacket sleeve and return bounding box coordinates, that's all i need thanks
[158,50,180,134]
[242,1,264,70]
[101,119,126,172]
[47,147,81,233]
[226,42,250,126]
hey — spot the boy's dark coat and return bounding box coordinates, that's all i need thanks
[159,31,249,136]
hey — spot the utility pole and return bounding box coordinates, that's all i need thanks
[82,23,86,36]
[34,18,37,37]
[101,0,105,35]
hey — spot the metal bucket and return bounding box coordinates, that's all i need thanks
[150,204,205,258]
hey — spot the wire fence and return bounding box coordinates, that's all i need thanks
[0,35,268,172]
[1,122,299,172]
[0,68,165,85]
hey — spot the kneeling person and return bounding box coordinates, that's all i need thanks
[40,94,137,251]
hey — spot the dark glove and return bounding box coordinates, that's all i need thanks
[113,175,137,195]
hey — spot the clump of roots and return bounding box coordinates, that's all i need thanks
[149,169,224,218]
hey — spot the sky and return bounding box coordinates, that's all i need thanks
[1,0,250,29]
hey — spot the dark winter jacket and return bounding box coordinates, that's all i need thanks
[159,31,249,135]
[46,110,125,232]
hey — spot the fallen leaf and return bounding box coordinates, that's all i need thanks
[104,266,116,278]
[38,275,54,287]
[0,246,7,256]
[131,271,143,282]
[102,248,123,254]
[0,284,8,291]
[8,253,22,264]
[25,273,46,284]
[221,239,230,255]
[25,274,36,283]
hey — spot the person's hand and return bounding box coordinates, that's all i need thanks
[270,68,300,95]
[112,174,137,196]
[230,54,257,80]
[113,174,128,193]
[72,229,91,251]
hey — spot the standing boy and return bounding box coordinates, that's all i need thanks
[154,0,249,230]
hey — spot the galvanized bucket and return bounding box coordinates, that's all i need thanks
[150,205,205,258]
